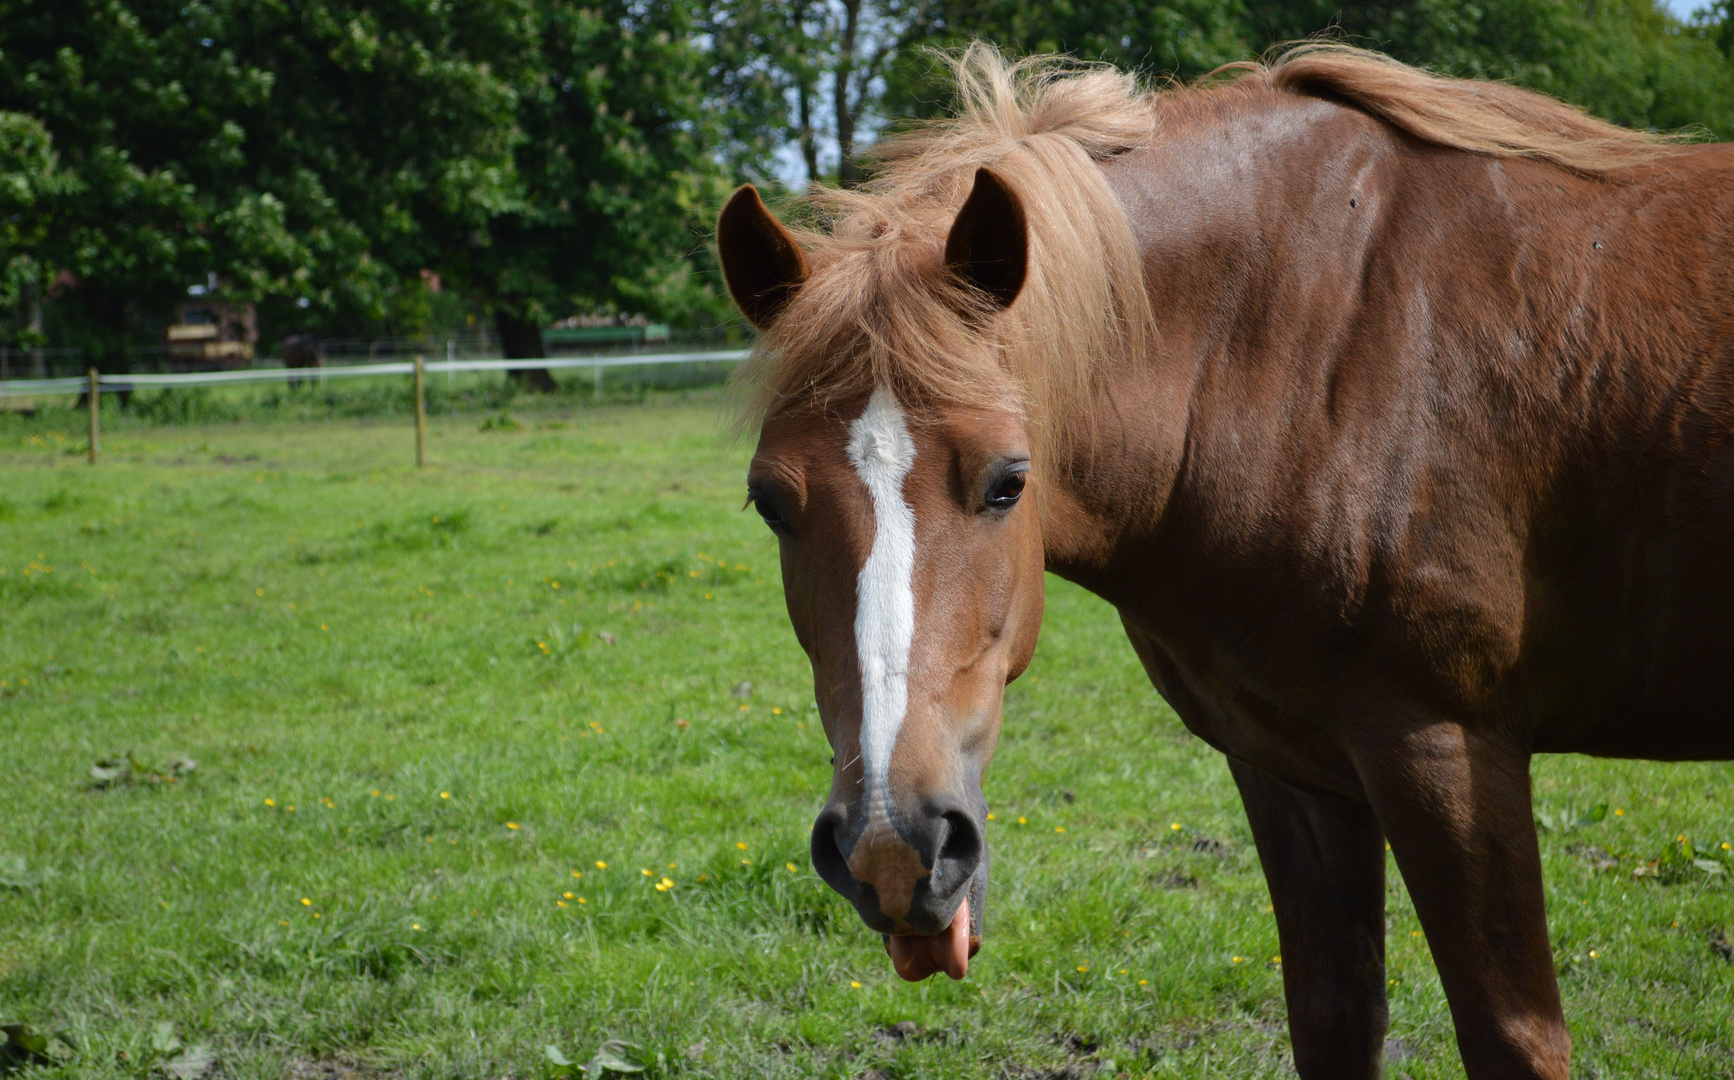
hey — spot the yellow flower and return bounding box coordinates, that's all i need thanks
[1054,827,1066,834]
[1588,950,1600,958]
[697,874,708,882]
[320,624,328,631]
[440,792,450,799]
[370,790,380,797]
[300,898,311,906]
[563,892,575,900]
[322,798,335,808]
[577,897,587,904]
[1017,816,1027,825]
[1614,808,1624,816]
[412,923,423,930]
[786,862,798,873]
[1272,956,1282,963]
[642,868,653,876]
[850,981,862,989]
[736,842,749,850]
[556,900,568,908]
[1232,956,1244,964]
[265,798,276,807]
[986,813,997,820]
[1076,964,1089,973]
[1138,979,1149,986]
[1119,968,1128,975]
[571,870,583,879]
[506,822,520,830]
[740,858,750,865]
[1170,822,1182,831]
[772,707,783,715]
[661,877,674,888]
[595,860,608,870]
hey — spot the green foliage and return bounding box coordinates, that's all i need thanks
[879,0,1734,142]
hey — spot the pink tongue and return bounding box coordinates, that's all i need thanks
[886,897,978,981]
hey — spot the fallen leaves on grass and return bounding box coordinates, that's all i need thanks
[90,753,196,789]
[545,1039,657,1077]
[1,1021,75,1072]
[0,855,52,890]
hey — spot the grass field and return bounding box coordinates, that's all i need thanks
[1,390,1730,1079]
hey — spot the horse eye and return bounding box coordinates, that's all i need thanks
[751,496,791,536]
[985,470,1026,510]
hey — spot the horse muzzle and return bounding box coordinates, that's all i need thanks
[810,798,989,980]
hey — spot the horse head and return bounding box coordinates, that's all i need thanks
[719,170,1047,980]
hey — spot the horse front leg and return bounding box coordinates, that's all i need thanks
[1229,759,1388,1080]
[1355,723,1570,1080]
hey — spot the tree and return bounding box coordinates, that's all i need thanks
[0,111,78,366]
[436,0,762,384]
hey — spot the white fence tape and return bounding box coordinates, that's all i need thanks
[0,349,749,398]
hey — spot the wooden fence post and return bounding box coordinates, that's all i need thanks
[414,354,427,468]
[87,368,99,464]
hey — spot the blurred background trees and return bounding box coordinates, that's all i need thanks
[1,0,1729,374]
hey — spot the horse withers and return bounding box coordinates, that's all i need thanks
[719,45,1734,1080]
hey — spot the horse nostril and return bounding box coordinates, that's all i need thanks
[932,808,983,895]
[810,809,857,900]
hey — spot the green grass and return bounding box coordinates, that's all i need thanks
[1,394,1730,1079]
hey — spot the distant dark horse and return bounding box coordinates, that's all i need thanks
[281,334,323,389]
[717,44,1734,1080]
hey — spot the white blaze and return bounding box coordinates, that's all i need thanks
[847,385,918,821]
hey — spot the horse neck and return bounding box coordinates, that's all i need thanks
[1037,87,1696,598]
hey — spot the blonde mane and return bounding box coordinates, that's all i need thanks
[734,43,1678,462]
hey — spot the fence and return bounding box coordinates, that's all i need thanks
[0,349,749,465]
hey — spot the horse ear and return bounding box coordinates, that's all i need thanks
[945,167,1027,311]
[718,185,809,330]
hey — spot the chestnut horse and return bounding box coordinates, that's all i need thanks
[718,44,1734,1079]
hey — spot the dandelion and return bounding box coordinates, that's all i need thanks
[412,923,423,931]
[577,897,587,904]
[571,870,583,879]
[986,813,997,821]
[1232,956,1244,964]
[1054,827,1066,834]
[850,981,862,989]
[322,798,335,808]
[697,874,708,882]
[642,869,654,876]
[736,842,749,850]
[786,862,799,873]
[1170,822,1182,831]
[704,593,713,600]
[1076,964,1089,973]
[1614,808,1625,816]
[1119,968,1128,975]
[321,624,328,631]
[655,878,674,892]
[667,863,678,869]
[1017,816,1027,825]
[441,792,450,800]
[740,858,750,865]
[556,900,568,908]
[1588,950,1600,958]
[1272,956,1282,963]
[265,798,276,807]
[256,588,264,596]
[506,822,520,830]
[301,898,311,906]
[385,794,395,801]
[280,919,290,926]
[1138,979,1149,986]
[286,805,296,812]
[1411,930,1421,937]
[772,707,783,715]
[563,892,575,900]
[370,789,380,797]
[595,860,608,870]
